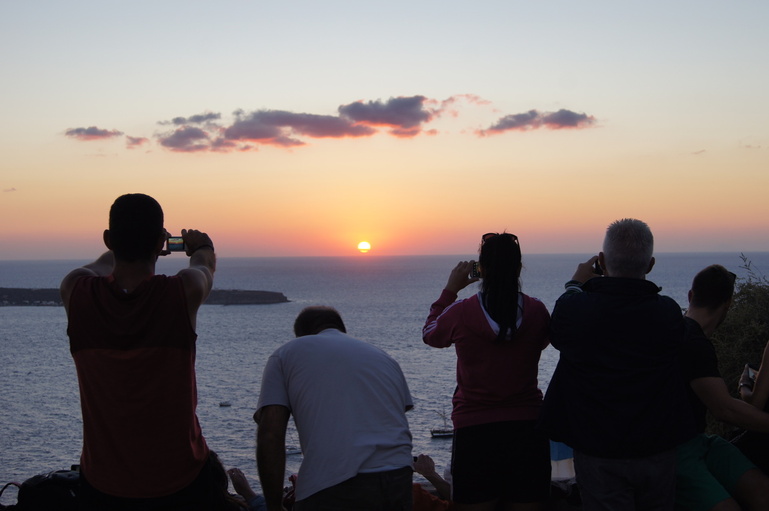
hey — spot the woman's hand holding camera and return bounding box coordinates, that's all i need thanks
[445,260,479,294]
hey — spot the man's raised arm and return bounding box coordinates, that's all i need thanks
[177,229,216,318]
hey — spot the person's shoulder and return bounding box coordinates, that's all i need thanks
[522,293,550,314]
[60,268,99,290]
[683,317,708,340]
[522,293,546,307]
[452,292,482,314]
[554,284,592,308]
[443,292,477,310]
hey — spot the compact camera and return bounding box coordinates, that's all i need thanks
[471,261,481,279]
[166,236,186,253]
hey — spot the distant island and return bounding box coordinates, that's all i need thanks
[0,288,289,306]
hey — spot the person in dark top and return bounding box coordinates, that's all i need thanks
[540,218,696,511]
[60,193,218,510]
[678,264,769,510]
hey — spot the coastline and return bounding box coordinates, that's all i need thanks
[0,288,289,306]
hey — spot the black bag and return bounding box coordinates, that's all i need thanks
[15,469,79,511]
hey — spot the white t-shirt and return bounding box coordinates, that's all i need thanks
[257,328,413,500]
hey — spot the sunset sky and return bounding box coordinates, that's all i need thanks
[1,1,767,259]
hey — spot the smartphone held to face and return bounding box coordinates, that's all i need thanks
[166,236,185,252]
[471,262,481,279]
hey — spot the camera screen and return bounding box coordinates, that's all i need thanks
[167,237,185,252]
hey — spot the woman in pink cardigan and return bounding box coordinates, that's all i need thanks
[423,233,551,511]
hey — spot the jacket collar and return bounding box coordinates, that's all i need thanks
[582,276,662,295]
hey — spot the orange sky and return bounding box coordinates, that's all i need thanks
[1,2,768,260]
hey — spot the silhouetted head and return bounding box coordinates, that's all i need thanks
[294,306,347,337]
[478,232,522,342]
[106,193,165,262]
[689,264,736,310]
[601,218,654,278]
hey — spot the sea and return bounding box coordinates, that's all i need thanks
[1,252,768,496]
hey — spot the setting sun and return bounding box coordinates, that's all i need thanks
[357,241,371,253]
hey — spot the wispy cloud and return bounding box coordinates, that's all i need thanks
[3,187,17,193]
[159,112,222,126]
[64,126,124,141]
[65,96,598,153]
[126,136,149,149]
[478,109,596,136]
[436,94,493,119]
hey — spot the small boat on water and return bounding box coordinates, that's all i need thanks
[430,409,453,438]
[430,427,453,438]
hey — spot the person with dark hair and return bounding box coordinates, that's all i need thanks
[540,218,697,511]
[422,232,551,511]
[292,305,347,337]
[255,306,414,511]
[676,265,769,510]
[59,193,218,510]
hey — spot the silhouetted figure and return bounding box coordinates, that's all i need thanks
[60,193,218,510]
[423,233,551,511]
[541,218,696,511]
[255,306,413,511]
[677,265,769,510]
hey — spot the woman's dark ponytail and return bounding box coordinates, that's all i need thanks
[479,233,522,342]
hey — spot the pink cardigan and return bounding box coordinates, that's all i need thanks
[423,289,550,429]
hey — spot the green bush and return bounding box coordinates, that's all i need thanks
[708,255,769,436]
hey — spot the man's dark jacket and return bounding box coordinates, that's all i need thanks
[540,277,696,458]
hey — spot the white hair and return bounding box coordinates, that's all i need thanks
[602,218,654,278]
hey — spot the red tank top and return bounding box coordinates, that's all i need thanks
[67,274,209,498]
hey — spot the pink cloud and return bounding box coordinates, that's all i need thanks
[126,136,149,149]
[540,109,596,129]
[338,96,436,137]
[165,112,221,126]
[66,96,599,155]
[157,126,211,153]
[478,109,596,136]
[224,110,374,147]
[65,126,124,141]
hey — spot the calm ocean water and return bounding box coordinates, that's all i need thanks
[1,252,768,496]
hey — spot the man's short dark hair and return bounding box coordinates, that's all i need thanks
[108,193,164,262]
[294,306,347,337]
[690,264,736,310]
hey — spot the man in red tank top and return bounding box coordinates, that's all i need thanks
[60,193,219,511]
